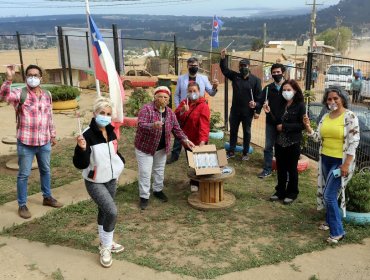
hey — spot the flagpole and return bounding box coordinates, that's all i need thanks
[85,0,101,97]
[209,15,214,79]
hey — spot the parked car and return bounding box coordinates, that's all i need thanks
[324,64,354,92]
[122,69,158,89]
[360,79,370,101]
[303,102,370,173]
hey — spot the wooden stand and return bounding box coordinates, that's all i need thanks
[187,167,236,210]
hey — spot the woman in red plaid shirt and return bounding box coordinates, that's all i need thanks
[135,86,194,210]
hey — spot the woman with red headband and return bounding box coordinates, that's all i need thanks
[135,86,195,210]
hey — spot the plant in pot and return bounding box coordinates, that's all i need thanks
[344,171,370,224]
[209,110,224,140]
[49,85,80,110]
[124,87,152,127]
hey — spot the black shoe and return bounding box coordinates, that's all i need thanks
[166,156,178,164]
[139,197,149,210]
[226,151,235,159]
[153,191,168,202]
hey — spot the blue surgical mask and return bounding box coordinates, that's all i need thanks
[282,91,294,101]
[95,114,111,127]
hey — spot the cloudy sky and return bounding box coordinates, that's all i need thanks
[1,0,340,18]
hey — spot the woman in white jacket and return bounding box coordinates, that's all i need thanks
[73,97,125,267]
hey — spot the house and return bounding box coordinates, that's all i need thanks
[0,48,90,87]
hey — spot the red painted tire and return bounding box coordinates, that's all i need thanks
[272,155,309,173]
[122,117,138,127]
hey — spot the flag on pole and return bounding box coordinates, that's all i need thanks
[211,16,223,48]
[88,14,125,126]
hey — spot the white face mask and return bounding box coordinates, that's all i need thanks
[26,76,41,88]
[282,91,294,101]
[328,103,338,111]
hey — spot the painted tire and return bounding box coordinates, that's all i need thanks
[122,117,138,127]
[209,130,224,140]
[272,155,309,172]
[224,142,253,154]
[344,210,370,225]
[52,99,78,110]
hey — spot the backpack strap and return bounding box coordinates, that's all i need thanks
[16,87,52,129]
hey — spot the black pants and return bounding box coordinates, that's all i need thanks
[229,111,252,154]
[352,90,360,103]
[275,143,300,199]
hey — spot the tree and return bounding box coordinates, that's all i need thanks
[251,38,264,51]
[316,26,352,53]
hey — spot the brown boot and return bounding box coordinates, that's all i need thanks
[18,205,31,219]
[43,196,63,208]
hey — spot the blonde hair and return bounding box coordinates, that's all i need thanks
[93,97,113,114]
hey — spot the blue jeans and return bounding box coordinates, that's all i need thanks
[17,140,52,206]
[321,154,345,238]
[263,122,277,173]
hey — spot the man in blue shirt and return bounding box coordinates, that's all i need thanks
[167,57,218,164]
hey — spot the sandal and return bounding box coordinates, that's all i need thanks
[326,235,344,244]
[318,223,330,231]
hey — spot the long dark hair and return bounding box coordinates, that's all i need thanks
[281,79,304,103]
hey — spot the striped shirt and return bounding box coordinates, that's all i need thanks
[0,80,56,146]
[135,102,187,155]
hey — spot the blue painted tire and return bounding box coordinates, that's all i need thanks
[209,130,224,140]
[224,142,253,154]
[344,210,370,225]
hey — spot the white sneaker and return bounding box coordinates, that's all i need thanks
[99,247,112,268]
[99,241,125,254]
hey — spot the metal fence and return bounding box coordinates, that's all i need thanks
[304,52,370,172]
[1,29,369,171]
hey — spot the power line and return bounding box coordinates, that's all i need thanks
[306,0,323,52]
[0,0,199,9]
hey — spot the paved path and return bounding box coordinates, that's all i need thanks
[0,168,137,230]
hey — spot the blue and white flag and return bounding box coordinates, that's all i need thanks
[211,16,223,48]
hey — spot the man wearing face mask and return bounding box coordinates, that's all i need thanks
[257,63,287,178]
[220,49,262,161]
[0,64,62,219]
[167,57,218,164]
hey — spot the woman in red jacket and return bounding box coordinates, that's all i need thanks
[175,82,210,146]
[175,82,210,191]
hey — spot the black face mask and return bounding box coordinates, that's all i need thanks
[272,74,283,83]
[188,66,198,75]
[240,67,250,76]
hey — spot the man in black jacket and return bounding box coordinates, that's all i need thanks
[220,49,262,161]
[256,63,287,178]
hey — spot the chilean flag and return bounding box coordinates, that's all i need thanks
[89,14,124,136]
[211,16,224,48]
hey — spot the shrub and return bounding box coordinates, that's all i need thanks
[210,110,222,132]
[126,88,152,117]
[346,171,370,212]
[49,85,80,101]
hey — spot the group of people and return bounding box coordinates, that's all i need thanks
[0,52,360,268]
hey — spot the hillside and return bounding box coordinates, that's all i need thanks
[0,0,368,50]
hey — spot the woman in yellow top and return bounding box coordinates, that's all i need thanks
[303,87,360,244]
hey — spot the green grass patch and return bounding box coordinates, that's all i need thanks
[1,128,370,278]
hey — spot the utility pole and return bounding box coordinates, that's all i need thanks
[261,23,267,63]
[306,0,323,52]
[335,16,343,52]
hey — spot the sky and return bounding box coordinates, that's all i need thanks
[0,0,340,18]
